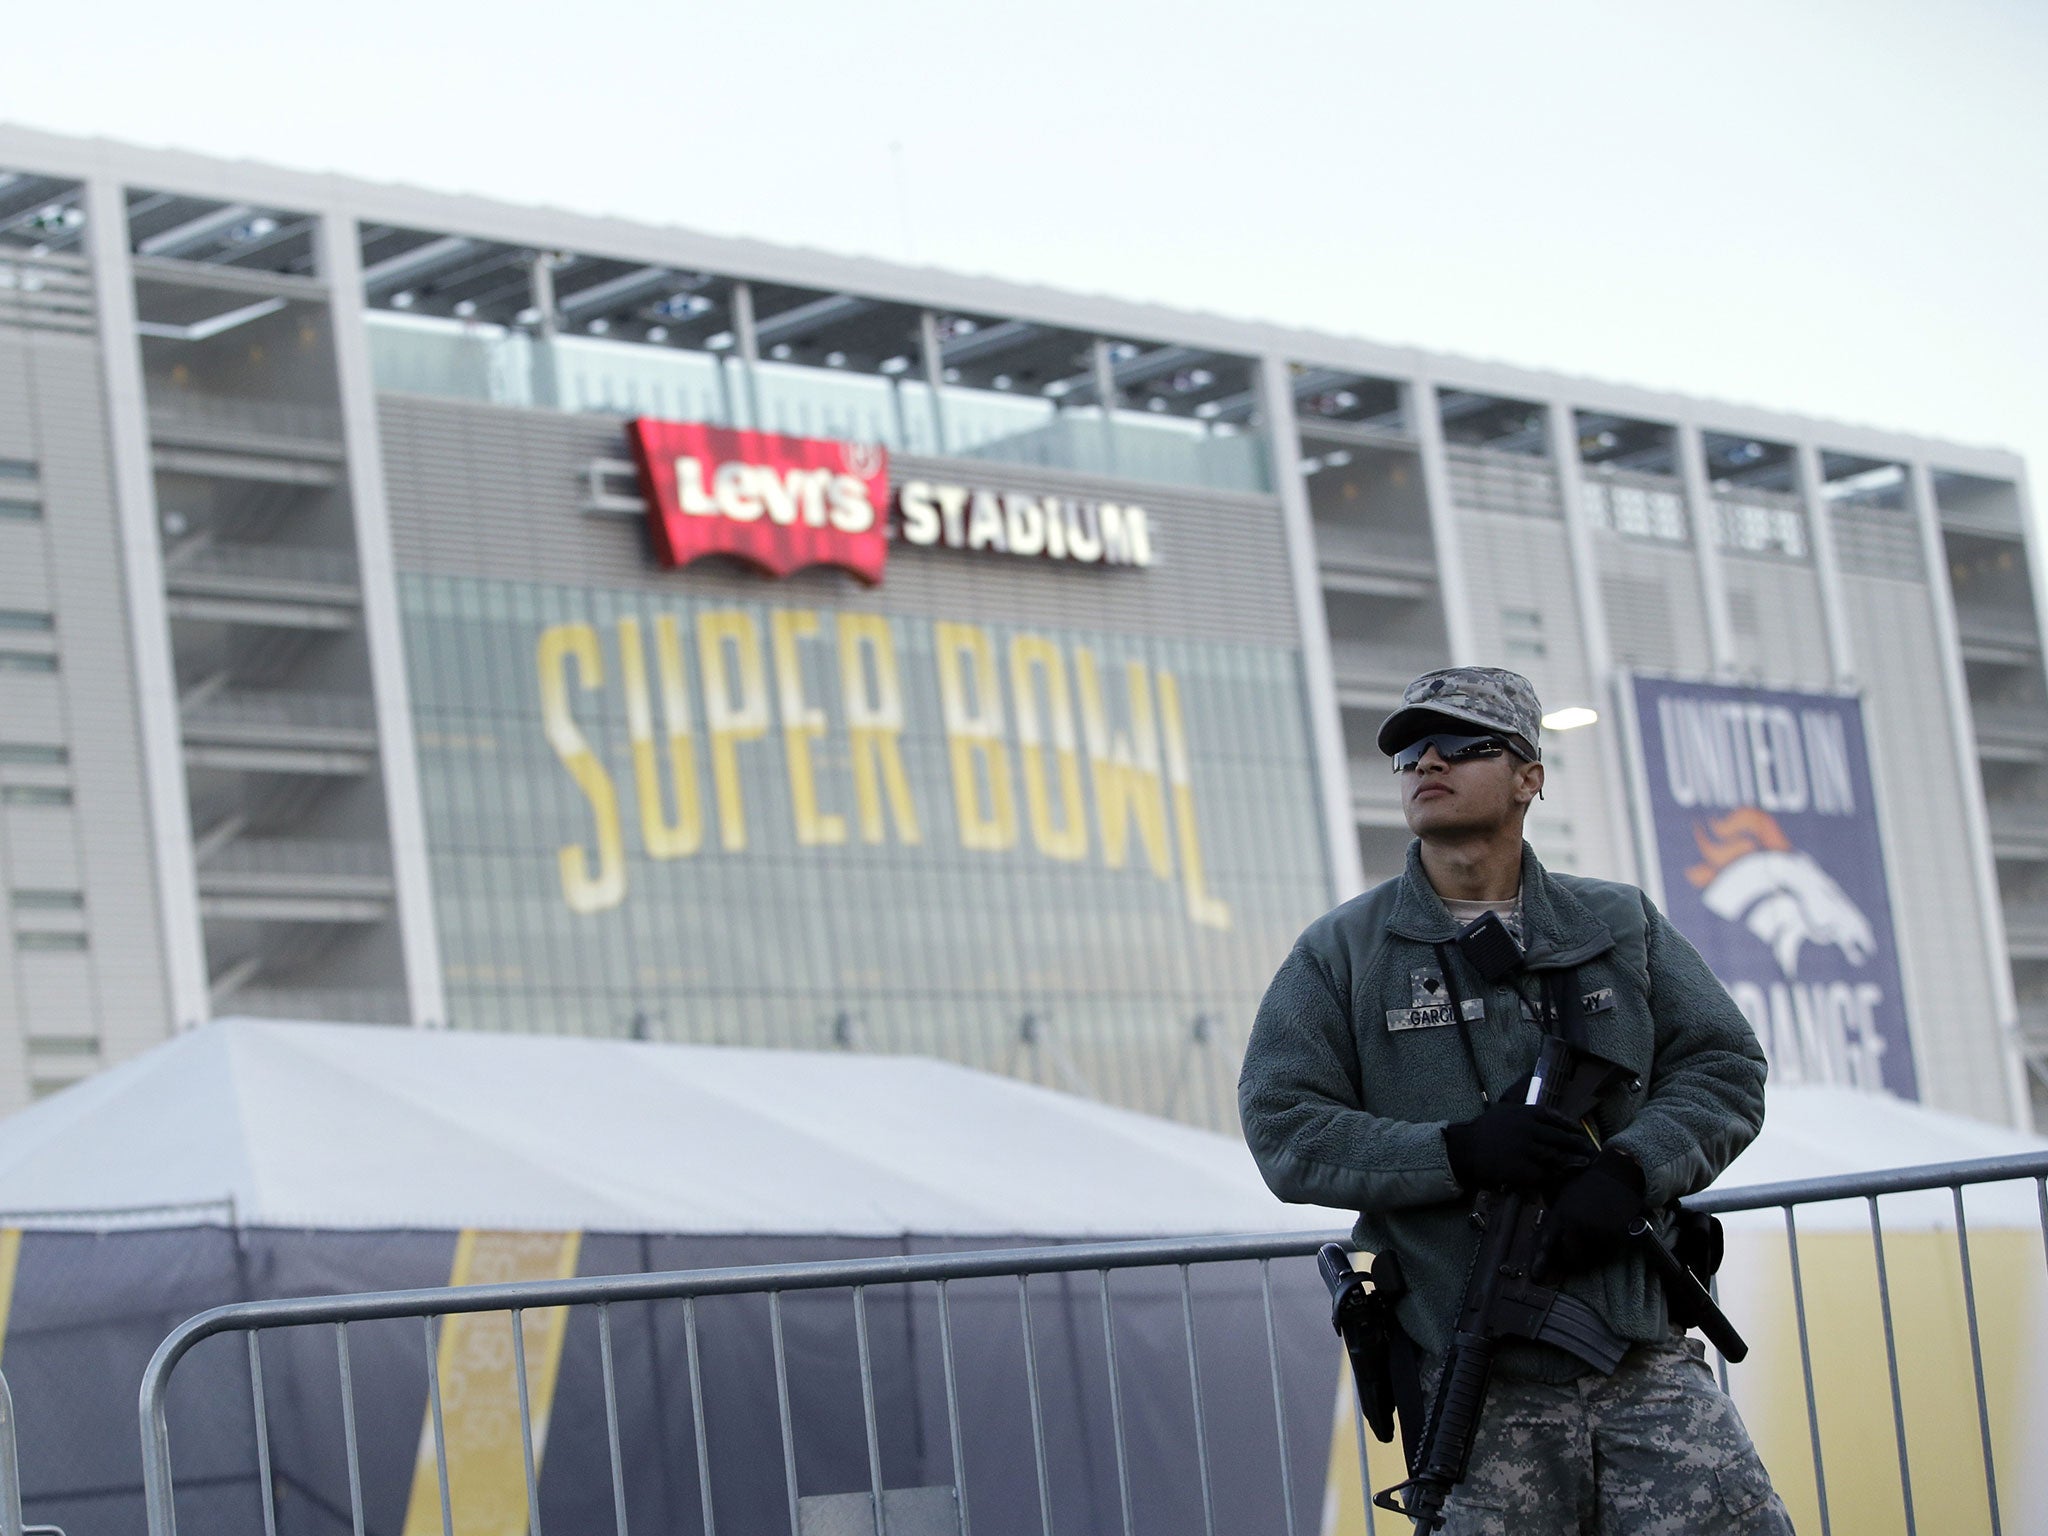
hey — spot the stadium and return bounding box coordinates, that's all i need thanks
[0,122,2040,1137]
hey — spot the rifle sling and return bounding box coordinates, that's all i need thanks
[1430,942,1492,1107]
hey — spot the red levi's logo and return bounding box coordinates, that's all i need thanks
[628,419,890,585]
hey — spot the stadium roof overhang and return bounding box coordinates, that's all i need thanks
[351,221,1281,427]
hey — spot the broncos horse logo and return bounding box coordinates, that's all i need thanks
[1686,807,1874,976]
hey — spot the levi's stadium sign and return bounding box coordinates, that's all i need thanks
[629,419,889,584]
[898,478,1154,568]
[625,418,1156,584]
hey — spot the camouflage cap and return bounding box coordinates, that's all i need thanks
[1377,666,1544,759]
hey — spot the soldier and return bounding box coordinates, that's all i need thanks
[1239,667,1793,1533]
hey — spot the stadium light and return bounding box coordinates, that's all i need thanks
[1542,706,1599,731]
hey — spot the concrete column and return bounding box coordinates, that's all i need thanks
[731,280,761,428]
[1092,338,1120,412]
[2007,460,2048,1123]
[919,309,948,453]
[527,253,559,409]
[1674,421,1739,677]
[1546,400,1641,885]
[82,177,210,1030]
[318,210,449,1029]
[1794,443,1858,689]
[1092,339,1121,477]
[1258,355,1366,901]
[1908,461,2030,1129]
[1408,377,1480,665]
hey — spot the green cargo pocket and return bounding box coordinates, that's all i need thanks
[1715,1452,1773,1516]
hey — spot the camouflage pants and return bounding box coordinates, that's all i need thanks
[1439,1335,1795,1534]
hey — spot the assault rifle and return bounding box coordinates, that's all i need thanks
[1321,1033,1747,1532]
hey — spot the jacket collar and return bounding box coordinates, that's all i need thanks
[1387,840,1615,969]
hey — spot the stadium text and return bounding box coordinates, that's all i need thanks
[896,479,1154,567]
[536,609,1230,929]
[1657,697,1856,816]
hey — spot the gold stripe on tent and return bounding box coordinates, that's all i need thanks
[401,1230,583,1536]
[0,1229,19,1365]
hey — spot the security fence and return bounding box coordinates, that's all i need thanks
[0,1372,58,1536]
[92,1149,2048,1536]
[137,1232,1339,1536]
[1679,1149,2048,1536]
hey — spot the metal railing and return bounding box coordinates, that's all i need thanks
[1986,800,2048,851]
[182,688,377,735]
[139,1231,1332,1536]
[215,986,410,1024]
[0,1372,61,1536]
[1683,1151,2048,1536]
[162,542,360,590]
[1972,701,2048,747]
[0,252,93,337]
[1327,638,1447,692]
[130,1151,2048,1536]
[0,1372,21,1536]
[196,837,392,879]
[147,393,344,447]
[1955,606,2044,650]
[1445,446,1561,521]
[1313,524,1440,576]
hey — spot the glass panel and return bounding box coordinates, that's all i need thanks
[553,336,728,423]
[367,314,532,406]
[369,316,1271,496]
[948,395,1269,494]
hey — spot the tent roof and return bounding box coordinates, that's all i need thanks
[0,1021,2036,1237]
[1710,1082,2046,1229]
[0,1019,1343,1237]
[1720,1083,2043,1186]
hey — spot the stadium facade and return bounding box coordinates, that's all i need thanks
[0,125,2040,1131]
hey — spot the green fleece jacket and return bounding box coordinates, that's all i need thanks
[1239,841,1767,1377]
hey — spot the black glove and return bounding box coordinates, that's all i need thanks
[1441,1100,1594,1191]
[1532,1147,1646,1282]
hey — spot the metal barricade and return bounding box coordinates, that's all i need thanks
[138,1231,1338,1536]
[0,1371,22,1536]
[133,1150,2048,1536]
[1682,1149,2048,1536]
[0,1373,62,1536]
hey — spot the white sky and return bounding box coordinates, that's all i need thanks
[5,1,2045,490]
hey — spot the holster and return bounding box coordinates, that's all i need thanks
[1321,1247,1426,1469]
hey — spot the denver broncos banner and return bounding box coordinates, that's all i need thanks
[1629,677,1918,1099]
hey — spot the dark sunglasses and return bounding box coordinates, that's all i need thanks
[1390,732,1531,773]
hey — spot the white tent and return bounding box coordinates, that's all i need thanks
[0,1020,1347,1536]
[0,1017,1337,1236]
[1,1017,2035,1236]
